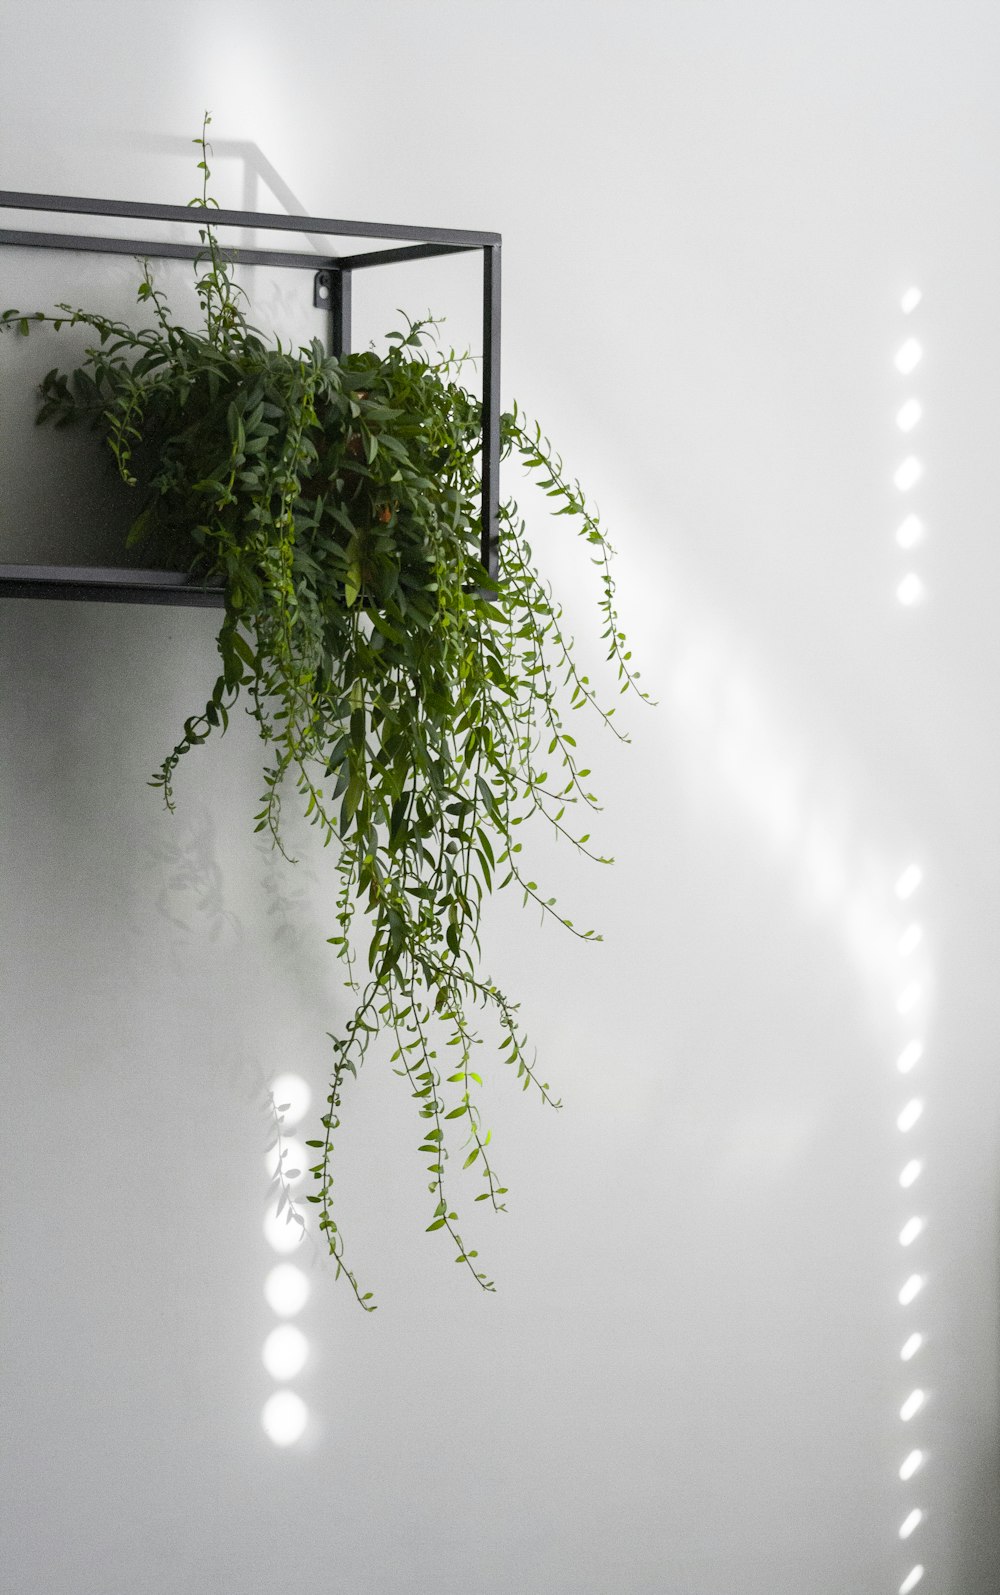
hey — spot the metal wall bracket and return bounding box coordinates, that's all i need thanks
[0,192,502,601]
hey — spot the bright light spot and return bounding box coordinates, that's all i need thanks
[900,1218,924,1246]
[900,1389,925,1421]
[894,456,924,492]
[897,573,926,607]
[898,1041,924,1074]
[897,983,923,1015]
[900,1565,924,1593]
[262,1323,309,1380]
[896,515,925,549]
[271,1073,311,1127]
[901,1333,924,1361]
[898,1099,924,1133]
[901,288,922,315]
[262,1389,308,1447]
[265,1136,307,1186]
[899,1274,924,1305]
[897,400,923,433]
[900,1160,923,1188]
[263,1203,307,1255]
[264,1263,311,1317]
[898,924,923,957]
[896,865,923,900]
[900,1509,924,1539]
[900,1449,924,1480]
[895,339,923,375]
[897,1099,924,1134]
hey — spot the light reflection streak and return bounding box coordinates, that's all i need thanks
[666,628,902,996]
[610,286,940,1579]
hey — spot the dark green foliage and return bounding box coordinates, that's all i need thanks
[1,118,648,1308]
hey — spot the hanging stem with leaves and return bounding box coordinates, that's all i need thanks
[1,114,650,1308]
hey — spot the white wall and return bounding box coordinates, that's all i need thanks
[2,4,999,1591]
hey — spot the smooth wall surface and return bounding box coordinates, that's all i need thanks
[2,5,999,1592]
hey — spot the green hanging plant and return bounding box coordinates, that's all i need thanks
[1,118,649,1308]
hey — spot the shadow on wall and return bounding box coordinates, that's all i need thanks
[143,800,241,965]
[950,1196,1000,1594]
[954,1426,1000,1593]
[127,131,333,247]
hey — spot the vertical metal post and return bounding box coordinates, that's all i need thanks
[333,267,352,357]
[481,243,501,581]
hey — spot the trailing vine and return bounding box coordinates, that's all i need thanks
[2,117,649,1308]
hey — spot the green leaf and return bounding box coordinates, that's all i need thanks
[231,630,258,670]
[341,773,364,827]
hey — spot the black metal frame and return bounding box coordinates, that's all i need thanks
[0,191,501,605]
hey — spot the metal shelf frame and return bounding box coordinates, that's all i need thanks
[0,190,502,605]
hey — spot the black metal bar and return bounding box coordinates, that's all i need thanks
[0,565,225,607]
[333,269,352,359]
[481,244,502,580]
[0,190,500,249]
[0,227,337,273]
[335,242,471,272]
[0,193,503,604]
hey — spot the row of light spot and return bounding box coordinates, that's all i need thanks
[892,287,929,1595]
[262,1072,313,1447]
[894,860,928,1592]
[894,287,925,607]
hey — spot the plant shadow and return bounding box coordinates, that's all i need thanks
[144,800,241,967]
